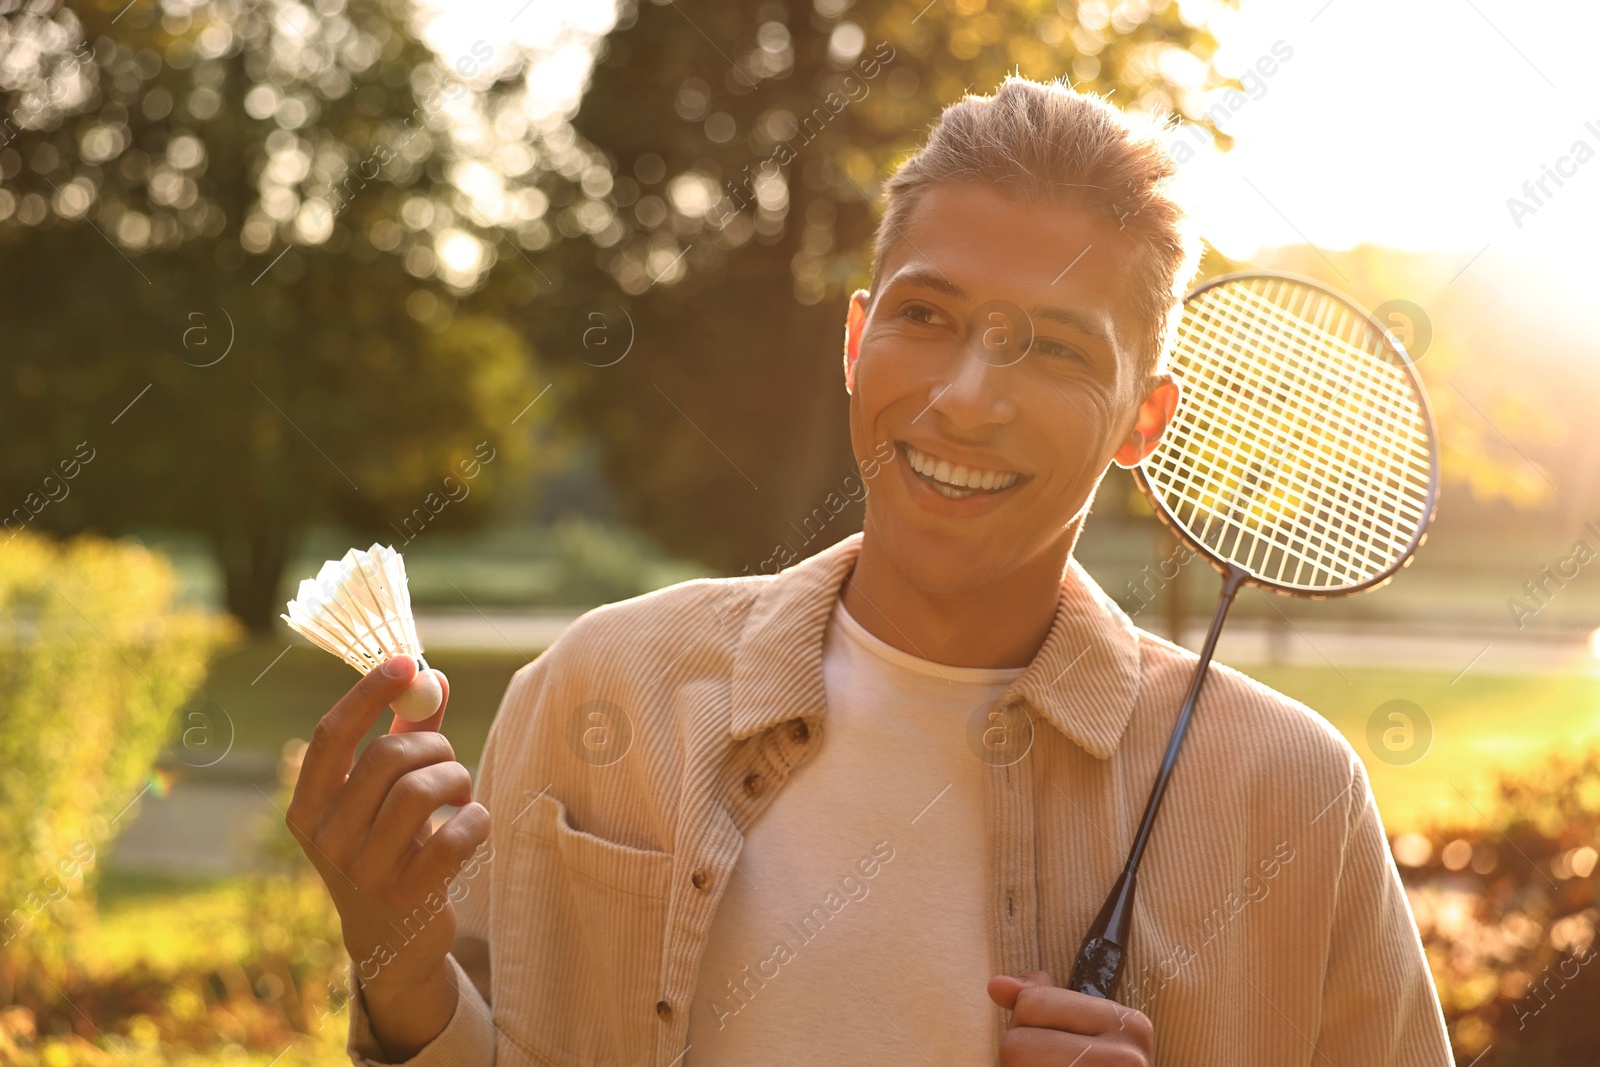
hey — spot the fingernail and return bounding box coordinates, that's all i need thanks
[381,655,414,678]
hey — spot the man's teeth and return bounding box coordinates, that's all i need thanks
[903,443,1021,499]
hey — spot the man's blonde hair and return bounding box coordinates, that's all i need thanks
[871,75,1204,378]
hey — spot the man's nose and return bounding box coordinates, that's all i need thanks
[929,351,1018,431]
[922,302,1031,428]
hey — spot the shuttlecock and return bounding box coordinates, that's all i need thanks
[281,543,445,722]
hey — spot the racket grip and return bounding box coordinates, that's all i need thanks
[1068,866,1136,998]
[1067,936,1125,999]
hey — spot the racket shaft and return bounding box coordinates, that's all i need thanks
[1126,568,1245,870]
[1067,566,1245,998]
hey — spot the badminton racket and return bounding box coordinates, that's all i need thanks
[1065,270,1440,999]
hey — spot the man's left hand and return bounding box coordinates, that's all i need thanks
[987,971,1154,1066]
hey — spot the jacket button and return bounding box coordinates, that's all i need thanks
[656,999,672,1020]
[790,720,810,743]
[691,867,712,890]
[742,772,765,797]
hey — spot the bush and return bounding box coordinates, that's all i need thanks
[0,740,352,1065]
[1398,747,1600,1065]
[0,530,238,983]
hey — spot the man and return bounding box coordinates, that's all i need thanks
[290,76,1454,1065]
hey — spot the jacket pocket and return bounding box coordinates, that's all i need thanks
[496,790,672,1065]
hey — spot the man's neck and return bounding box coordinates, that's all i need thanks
[839,524,1079,670]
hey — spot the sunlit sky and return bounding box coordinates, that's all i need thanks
[1188,0,1600,325]
[422,0,1600,336]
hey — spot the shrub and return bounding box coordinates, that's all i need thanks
[1398,747,1600,1065]
[0,530,238,982]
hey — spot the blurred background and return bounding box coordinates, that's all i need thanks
[1,0,1597,1062]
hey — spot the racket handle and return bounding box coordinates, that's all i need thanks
[1067,936,1125,999]
[1067,869,1136,998]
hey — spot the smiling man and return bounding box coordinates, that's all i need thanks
[317,77,1454,1067]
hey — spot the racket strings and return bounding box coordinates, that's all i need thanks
[1145,277,1433,590]
[1163,285,1428,584]
[1186,286,1429,530]
[1156,352,1420,586]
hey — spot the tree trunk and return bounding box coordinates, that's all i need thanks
[216,523,296,634]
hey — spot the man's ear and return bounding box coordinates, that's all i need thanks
[1112,374,1180,468]
[843,288,869,396]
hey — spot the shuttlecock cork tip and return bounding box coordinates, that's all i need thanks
[391,667,445,722]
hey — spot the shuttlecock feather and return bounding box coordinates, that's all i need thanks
[281,543,445,722]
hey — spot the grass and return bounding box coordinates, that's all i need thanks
[1249,664,1600,830]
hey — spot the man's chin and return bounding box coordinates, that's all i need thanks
[870,520,1014,595]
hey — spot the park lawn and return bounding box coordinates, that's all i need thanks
[200,638,1600,832]
[1248,664,1600,831]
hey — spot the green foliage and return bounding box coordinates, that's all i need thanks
[537,514,705,604]
[0,0,557,630]
[0,750,352,1065]
[0,0,1241,600]
[0,530,237,972]
[2,868,353,1065]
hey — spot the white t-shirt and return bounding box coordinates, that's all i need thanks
[687,595,1027,1064]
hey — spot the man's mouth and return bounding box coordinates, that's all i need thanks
[899,441,1025,500]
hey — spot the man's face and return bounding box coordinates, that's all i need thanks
[843,181,1178,593]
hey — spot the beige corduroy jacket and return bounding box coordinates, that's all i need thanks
[346,530,1452,1066]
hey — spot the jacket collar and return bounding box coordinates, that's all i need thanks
[728,531,1143,759]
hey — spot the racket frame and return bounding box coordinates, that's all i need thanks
[1132,269,1442,600]
[1066,271,1441,1001]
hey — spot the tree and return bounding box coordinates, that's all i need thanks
[505,0,1230,574]
[0,0,557,629]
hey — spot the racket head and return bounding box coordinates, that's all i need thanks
[1133,270,1440,599]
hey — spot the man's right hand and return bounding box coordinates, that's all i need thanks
[286,654,492,1059]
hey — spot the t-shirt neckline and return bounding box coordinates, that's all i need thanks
[830,596,1031,685]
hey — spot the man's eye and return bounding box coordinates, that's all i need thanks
[902,304,943,326]
[1035,338,1082,360]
